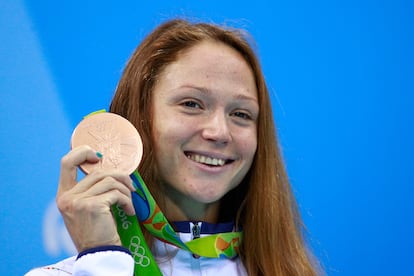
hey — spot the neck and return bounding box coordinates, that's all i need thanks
[165,198,220,223]
[159,185,220,223]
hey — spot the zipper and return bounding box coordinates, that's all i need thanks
[191,222,201,259]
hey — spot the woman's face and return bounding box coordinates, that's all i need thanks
[151,41,258,208]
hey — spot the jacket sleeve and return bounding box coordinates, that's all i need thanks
[73,245,134,276]
[25,246,134,276]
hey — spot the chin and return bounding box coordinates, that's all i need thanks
[190,190,227,204]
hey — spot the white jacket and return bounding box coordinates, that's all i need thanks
[26,222,247,276]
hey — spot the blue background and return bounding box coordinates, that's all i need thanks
[1,0,413,275]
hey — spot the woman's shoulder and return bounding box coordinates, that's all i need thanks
[25,256,76,276]
[25,248,134,276]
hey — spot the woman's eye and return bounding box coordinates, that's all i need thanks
[182,100,202,109]
[232,111,252,120]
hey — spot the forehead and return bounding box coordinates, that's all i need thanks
[178,41,250,73]
[156,41,256,92]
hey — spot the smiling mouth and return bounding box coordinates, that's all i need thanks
[185,152,233,167]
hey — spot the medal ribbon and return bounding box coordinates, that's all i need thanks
[113,170,242,275]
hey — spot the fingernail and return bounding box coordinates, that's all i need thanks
[96,152,103,158]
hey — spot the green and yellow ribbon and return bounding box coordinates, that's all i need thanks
[113,170,242,275]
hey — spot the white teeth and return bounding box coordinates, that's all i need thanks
[188,154,226,166]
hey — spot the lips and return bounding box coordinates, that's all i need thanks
[186,152,232,166]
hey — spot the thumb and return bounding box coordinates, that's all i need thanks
[58,145,101,194]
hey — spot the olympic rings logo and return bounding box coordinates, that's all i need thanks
[129,236,151,267]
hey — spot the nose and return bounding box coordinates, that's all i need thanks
[201,112,232,145]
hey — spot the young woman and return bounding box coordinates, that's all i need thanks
[26,19,321,275]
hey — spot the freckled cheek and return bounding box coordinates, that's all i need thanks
[163,120,194,144]
[152,116,180,145]
[238,133,257,158]
[153,133,175,159]
[152,123,188,156]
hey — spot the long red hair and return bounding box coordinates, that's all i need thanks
[110,19,321,275]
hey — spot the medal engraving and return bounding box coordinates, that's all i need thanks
[71,112,143,175]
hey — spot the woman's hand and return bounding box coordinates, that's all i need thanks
[56,145,136,252]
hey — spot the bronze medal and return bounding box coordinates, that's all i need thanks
[71,112,143,175]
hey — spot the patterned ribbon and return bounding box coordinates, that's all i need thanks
[113,170,242,275]
[131,171,242,257]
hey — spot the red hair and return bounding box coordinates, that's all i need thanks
[110,19,321,275]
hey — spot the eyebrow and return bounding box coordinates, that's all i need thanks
[179,84,259,103]
[234,93,259,103]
